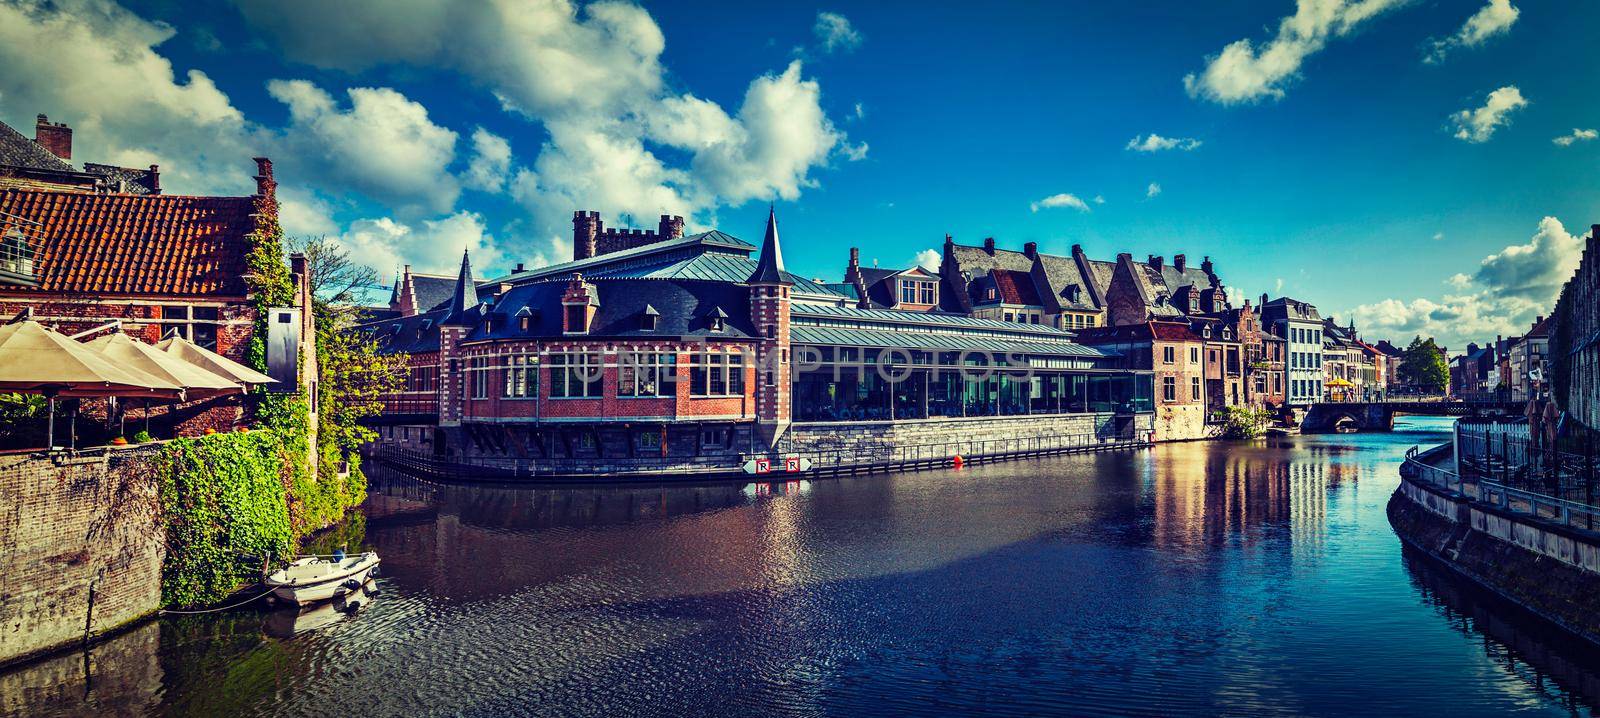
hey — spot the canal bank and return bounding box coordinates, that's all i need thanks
[8,416,1600,717]
[1388,440,1600,647]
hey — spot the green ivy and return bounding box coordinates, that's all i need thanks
[157,432,294,608]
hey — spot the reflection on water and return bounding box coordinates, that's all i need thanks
[5,417,1599,717]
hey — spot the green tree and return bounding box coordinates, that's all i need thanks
[1400,335,1449,392]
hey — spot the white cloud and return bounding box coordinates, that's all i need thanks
[851,102,865,120]
[1426,0,1519,64]
[1184,0,1406,104]
[1031,193,1091,213]
[1554,128,1598,147]
[1349,217,1589,349]
[813,11,862,53]
[1126,133,1202,152]
[1433,232,1445,241]
[0,0,253,196]
[335,211,505,279]
[236,0,666,121]
[1147,182,1162,198]
[463,128,513,193]
[840,141,869,161]
[914,249,940,271]
[268,79,461,214]
[276,186,340,237]
[1450,86,1528,143]
[1092,195,1106,205]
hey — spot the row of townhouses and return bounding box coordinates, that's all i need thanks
[357,209,1412,474]
[1448,317,1552,401]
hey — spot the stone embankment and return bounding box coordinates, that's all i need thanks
[0,446,165,668]
[1389,444,1600,645]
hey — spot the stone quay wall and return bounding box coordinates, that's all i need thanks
[0,445,166,668]
[784,413,1152,465]
[1389,444,1600,645]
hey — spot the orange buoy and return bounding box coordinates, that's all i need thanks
[952,455,965,468]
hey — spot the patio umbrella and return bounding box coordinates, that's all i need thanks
[155,335,276,386]
[83,333,243,398]
[85,332,245,436]
[0,320,182,448]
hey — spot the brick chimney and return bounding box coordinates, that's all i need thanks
[983,237,996,254]
[657,214,685,240]
[1023,241,1038,259]
[147,164,161,194]
[1173,254,1187,273]
[34,114,71,160]
[573,210,600,261]
[1147,255,1163,271]
[252,157,275,199]
[1201,256,1214,276]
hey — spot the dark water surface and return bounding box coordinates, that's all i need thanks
[7,417,1600,717]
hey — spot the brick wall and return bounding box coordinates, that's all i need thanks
[0,445,165,668]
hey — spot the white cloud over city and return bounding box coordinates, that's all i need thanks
[1126,134,1201,152]
[1030,193,1091,213]
[1349,217,1587,349]
[1185,0,1406,104]
[1449,86,1528,143]
[0,0,858,278]
[1425,0,1519,64]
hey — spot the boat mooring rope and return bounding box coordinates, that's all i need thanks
[158,585,278,615]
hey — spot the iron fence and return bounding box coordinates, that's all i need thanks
[1404,444,1600,530]
[1455,419,1600,512]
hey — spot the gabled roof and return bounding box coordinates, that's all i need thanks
[0,120,73,173]
[976,268,1042,306]
[0,188,256,297]
[409,273,458,313]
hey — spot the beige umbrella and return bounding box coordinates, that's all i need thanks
[0,320,182,448]
[155,335,276,385]
[83,333,243,398]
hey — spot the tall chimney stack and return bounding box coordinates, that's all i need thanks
[1023,241,1038,259]
[34,114,72,160]
[1173,254,1186,272]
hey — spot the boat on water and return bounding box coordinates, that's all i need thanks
[263,579,377,637]
[263,552,381,606]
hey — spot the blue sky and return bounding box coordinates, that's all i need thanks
[0,0,1594,351]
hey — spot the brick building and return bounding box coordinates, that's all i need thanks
[1076,321,1208,441]
[362,210,1156,475]
[0,115,159,195]
[0,148,312,437]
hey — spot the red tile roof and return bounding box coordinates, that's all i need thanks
[990,269,1041,305]
[0,189,258,297]
[1076,320,1202,344]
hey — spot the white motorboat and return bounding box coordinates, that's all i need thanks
[263,552,381,606]
[263,579,376,637]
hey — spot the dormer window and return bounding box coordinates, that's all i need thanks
[1202,326,1212,339]
[898,277,938,305]
[0,227,35,283]
[515,306,533,332]
[641,304,659,331]
[706,306,729,333]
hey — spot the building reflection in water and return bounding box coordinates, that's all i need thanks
[1143,438,1379,559]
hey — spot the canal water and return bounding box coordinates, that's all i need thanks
[6,416,1600,717]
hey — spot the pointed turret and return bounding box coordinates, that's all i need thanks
[442,249,480,325]
[747,206,790,285]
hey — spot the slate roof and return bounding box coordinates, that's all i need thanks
[495,229,755,284]
[0,120,74,173]
[1036,254,1098,312]
[461,278,758,342]
[747,208,787,284]
[1260,296,1323,324]
[0,188,256,297]
[409,273,458,312]
[366,308,447,355]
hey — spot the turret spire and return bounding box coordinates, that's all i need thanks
[443,248,479,323]
[747,206,789,285]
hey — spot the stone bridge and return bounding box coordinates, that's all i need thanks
[1301,399,1521,433]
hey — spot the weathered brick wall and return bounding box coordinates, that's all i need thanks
[0,297,254,362]
[0,446,165,668]
[0,620,162,715]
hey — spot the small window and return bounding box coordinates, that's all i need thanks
[641,314,657,331]
[1162,346,1175,364]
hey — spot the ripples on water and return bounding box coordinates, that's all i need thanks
[5,417,1599,717]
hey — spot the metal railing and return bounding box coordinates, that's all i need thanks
[1456,419,1600,509]
[1404,442,1600,531]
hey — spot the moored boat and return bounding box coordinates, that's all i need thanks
[263,552,381,606]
